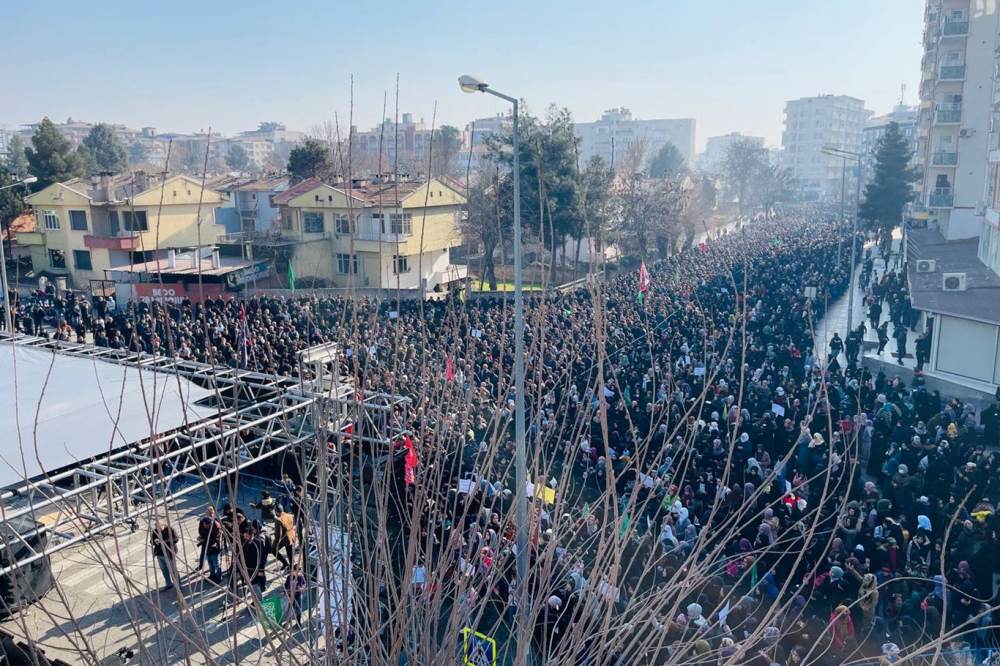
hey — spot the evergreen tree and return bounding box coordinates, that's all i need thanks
[5,135,29,179]
[860,122,917,232]
[82,123,129,173]
[287,139,331,183]
[226,145,252,172]
[128,141,149,166]
[25,117,88,188]
[485,105,581,281]
[431,125,462,177]
[647,142,687,179]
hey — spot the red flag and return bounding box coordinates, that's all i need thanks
[446,357,454,382]
[403,435,417,485]
[639,261,649,293]
[701,242,707,254]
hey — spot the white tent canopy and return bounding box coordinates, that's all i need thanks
[0,345,214,490]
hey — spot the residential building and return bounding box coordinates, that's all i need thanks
[697,133,765,173]
[782,95,870,201]
[915,0,993,240]
[19,172,224,289]
[19,119,141,149]
[889,0,1000,409]
[863,104,918,189]
[354,114,438,167]
[209,175,289,234]
[225,124,304,170]
[460,115,509,173]
[575,108,697,170]
[264,175,467,292]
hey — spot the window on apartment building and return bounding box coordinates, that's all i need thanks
[43,210,60,230]
[73,250,93,271]
[334,214,351,235]
[281,212,292,230]
[122,211,149,232]
[393,255,410,274]
[108,211,120,234]
[372,213,386,233]
[69,210,88,231]
[49,249,66,269]
[337,253,357,274]
[303,212,324,233]
[389,213,413,235]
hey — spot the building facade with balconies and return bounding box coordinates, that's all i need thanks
[20,173,225,289]
[781,95,870,201]
[575,108,697,170]
[268,175,467,292]
[915,0,993,241]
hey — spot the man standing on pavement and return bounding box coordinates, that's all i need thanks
[197,508,223,584]
[845,328,860,366]
[151,520,180,593]
[272,505,296,571]
[915,331,931,372]
[893,324,908,365]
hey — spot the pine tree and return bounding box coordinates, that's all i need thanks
[647,142,687,179]
[25,118,88,188]
[5,135,30,179]
[82,123,129,173]
[860,122,917,232]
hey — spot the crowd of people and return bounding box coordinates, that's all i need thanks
[6,208,1000,664]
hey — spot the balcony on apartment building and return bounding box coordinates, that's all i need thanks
[353,231,413,243]
[931,150,959,166]
[216,229,298,246]
[942,18,970,37]
[935,103,963,124]
[939,63,967,81]
[928,187,955,208]
[83,231,141,250]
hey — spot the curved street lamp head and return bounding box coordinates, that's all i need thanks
[21,176,38,185]
[458,74,488,94]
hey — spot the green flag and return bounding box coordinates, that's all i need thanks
[258,595,283,630]
[288,262,295,294]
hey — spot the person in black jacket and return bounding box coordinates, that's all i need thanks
[197,508,223,584]
[150,521,179,592]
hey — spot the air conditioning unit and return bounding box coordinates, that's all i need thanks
[942,273,968,291]
[977,200,988,215]
[960,129,973,138]
[916,259,936,273]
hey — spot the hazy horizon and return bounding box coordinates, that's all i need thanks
[1,0,922,153]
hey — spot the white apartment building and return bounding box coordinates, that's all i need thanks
[698,133,764,173]
[916,0,994,242]
[575,108,696,170]
[862,105,918,189]
[782,95,870,201]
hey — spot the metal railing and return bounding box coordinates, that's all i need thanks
[929,187,955,208]
[935,107,963,124]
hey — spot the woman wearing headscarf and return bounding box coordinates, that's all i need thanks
[828,604,856,650]
[857,573,880,627]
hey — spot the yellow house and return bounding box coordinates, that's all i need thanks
[268,175,468,290]
[20,173,224,289]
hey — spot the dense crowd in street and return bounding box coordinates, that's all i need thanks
[5,208,1000,665]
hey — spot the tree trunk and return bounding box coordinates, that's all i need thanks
[574,236,583,280]
[485,253,497,291]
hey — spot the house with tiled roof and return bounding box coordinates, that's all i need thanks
[20,172,224,289]
[264,174,467,291]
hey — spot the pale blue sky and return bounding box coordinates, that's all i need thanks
[1,0,922,151]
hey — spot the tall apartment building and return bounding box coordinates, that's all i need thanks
[575,108,696,170]
[916,0,993,241]
[781,95,869,201]
[698,133,765,173]
[354,114,437,166]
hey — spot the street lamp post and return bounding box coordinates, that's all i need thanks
[0,175,38,334]
[822,147,863,334]
[458,76,527,586]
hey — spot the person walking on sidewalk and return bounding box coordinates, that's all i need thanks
[283,564,308,628]
[915,331,931,371]
[273,505,296,570]
[828,333,844,363]
[151,520,180,593]
[877,321,890,355]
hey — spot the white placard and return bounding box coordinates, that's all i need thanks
[472,329,482,338]
[693,366,706,376]
[772,403,785,417]
[458,479,476,494]
[389,311,399,319]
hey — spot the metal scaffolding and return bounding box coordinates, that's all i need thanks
[0,334,408,580]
